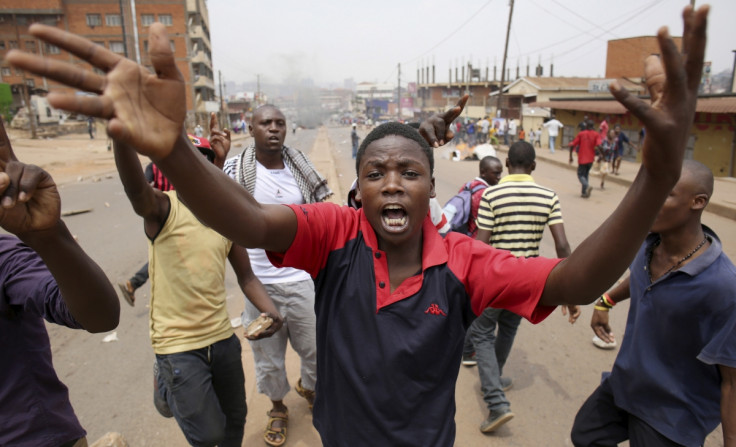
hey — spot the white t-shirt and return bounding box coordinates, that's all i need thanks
[543,119,564,137]
[508,120,517,135]
[248,161,311,284]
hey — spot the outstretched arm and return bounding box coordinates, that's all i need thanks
[228,245,283,340]
[6,23,297,253]
[540,5,708,306]
[113,140,169,238]
[0,119,119,333]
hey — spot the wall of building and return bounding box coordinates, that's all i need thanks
[605,36,682,79]
[550,108,736,177]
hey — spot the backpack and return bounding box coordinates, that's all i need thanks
[443,180,487,235]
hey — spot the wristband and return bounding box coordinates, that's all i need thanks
[601,292,616,308]
[594,305,610,312]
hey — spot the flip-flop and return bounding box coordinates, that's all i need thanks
[117,282,135,307]
[264,409,288,447]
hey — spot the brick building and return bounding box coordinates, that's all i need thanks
[0,0,216,128]
[605,36,683,79]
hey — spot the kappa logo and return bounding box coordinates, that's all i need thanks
[424,303,447,316]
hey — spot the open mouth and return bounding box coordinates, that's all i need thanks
[382,204,407,229]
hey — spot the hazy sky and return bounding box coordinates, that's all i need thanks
[208,0,735,89]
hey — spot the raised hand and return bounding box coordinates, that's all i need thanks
[208,112,231,168]
[0,118,60,236]
[419,95,469,147]
[5,23,186,160]
[610,5,708,184]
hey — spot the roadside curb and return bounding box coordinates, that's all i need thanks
[308,127,344,205]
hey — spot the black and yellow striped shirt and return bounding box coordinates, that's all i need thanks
[476,174,563,258]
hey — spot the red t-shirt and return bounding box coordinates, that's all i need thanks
[569,130,601,165]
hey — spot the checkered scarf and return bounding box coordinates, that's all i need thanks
[225,144,332,204]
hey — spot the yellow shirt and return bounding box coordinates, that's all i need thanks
[148,191,234,354]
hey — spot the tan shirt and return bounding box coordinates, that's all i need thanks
[148,191,233,354]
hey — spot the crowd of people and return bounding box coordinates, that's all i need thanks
[3,5,735,447]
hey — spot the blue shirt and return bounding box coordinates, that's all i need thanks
[607,226,736,446]
[0,235,86,447]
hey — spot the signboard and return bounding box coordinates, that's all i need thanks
[588,79,614,93]
[204,100,220,113]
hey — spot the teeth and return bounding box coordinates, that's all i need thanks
[384,204,403,210]
[383,216,407,226]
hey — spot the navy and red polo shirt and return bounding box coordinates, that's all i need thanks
[268,202,560,446]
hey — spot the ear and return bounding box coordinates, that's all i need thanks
[505,158,510,169]
[691,193,708,211]
[248,123,255,137]
[530,161,536,172]
[354,181,362,202]
[430,177,436,199]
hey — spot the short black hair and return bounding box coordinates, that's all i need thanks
[507,141,536,168]
[355,122,433,175]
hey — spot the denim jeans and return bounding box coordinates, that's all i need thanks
[549,135,557,152]
[156,334,246,447]
[578,163,593,195]
[130,262,149,290]
[352,142,358,159]
[468,307,522,412]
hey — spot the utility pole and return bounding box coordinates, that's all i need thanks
[465,61,471,119]
[218,70,226,129]
[397,63,401,121]
[496,0,514,120]
[14,14,37,139]
[256,74,261,106]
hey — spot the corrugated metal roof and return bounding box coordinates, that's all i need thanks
[530,96,736,115]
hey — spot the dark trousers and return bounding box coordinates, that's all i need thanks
[577,163,593,195]
[130,262,149,290]
[156,334,246,447]
[571,379,686,447]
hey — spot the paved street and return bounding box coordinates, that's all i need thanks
[14,126,733,446]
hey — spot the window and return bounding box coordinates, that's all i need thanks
[143,40,148,53]
[158,14,173,26]
[17,16,28,26]
[44,43,61,54]
[9,41,19,49]
[24,79,35,87]
[105,14,122,26]
[109,41,125,54]
[25,41,36,53]
[15,68,23,75]
[0,41,5,50]
[141,14,155,26]
[169,40,175,51]
[0,67,11,77]
[86,14,102,27]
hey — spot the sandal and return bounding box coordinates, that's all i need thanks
[117,281,135,307]
[264,409,288,447]
[295,378,315,410]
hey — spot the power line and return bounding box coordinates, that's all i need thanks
[382,0,497,83]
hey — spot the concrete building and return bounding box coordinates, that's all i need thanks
[0,0,217,129]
